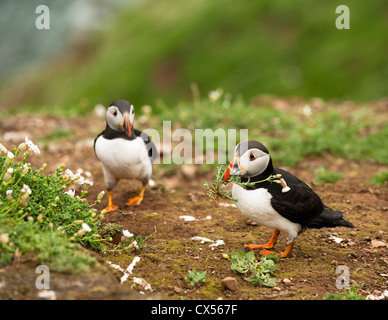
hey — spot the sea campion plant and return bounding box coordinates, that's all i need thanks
[204,165,288,206]
[0,138,109,272]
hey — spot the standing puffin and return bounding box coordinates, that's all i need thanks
[224,140,354,257]
[94,100,157,212]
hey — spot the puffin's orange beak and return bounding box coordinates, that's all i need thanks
[224,156,238,182]
[123,114,132,137]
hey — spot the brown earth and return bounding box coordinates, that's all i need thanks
[0,111,387,300]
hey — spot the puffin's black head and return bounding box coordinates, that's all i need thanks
[106,100,135,139]
[224,140,274,181]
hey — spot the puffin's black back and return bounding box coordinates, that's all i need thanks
[242,167,324,226]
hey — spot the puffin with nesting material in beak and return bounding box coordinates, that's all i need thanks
[94,100,157,212]
[224,140,354,258]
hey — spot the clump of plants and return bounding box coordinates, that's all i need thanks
[324,286,366,300]
[0,138,110,272]
[314,166,342,184]
[368,170,388,187]
[184,269,207,287]
[204,165,288,207]
[106,229,154,253]
[230,251,279,287]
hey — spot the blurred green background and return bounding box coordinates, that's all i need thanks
[0,0,387,115]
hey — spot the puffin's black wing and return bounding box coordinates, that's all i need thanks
[134,129,158,162]
[268,168,324,225]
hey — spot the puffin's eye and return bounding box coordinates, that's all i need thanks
[113,110,118,117]
[249,154,256,161]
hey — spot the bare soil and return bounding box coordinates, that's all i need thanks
[0,112,387,300]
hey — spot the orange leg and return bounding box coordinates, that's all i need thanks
[103,190,119,212]
[260,240,296,258]
[244,229,280,250]
[127,183,146,206]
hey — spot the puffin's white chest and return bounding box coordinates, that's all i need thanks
[232,184,301,241]
[95,136,151,181]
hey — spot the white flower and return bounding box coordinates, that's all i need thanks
[81,223,92,232]
[208,88,223,102]
[7,151,14,159]
[25,137,40,154]
[123,230,134,238]
[64,189,75,197]
[6,190,13,200]
[130,240,139,250]
[0,143,7,154]
[20,184,32,198]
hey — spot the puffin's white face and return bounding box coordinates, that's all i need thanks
[106,104,135,136]
[106,106,124,132]
[238,147,270,178]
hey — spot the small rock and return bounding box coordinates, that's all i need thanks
[221,277,238,291]
[282,278,292,284]
[246,219,258,226]
[173,286,182,294]
[371,239,386,248]
[272,286,281,292]
[331,260,338,266]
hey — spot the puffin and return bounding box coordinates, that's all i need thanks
[224,140,354,258]
[94,100,157,212]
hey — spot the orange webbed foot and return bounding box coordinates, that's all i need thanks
[103,204,119,212]
[126,196,143,207]
[244,243,274,250]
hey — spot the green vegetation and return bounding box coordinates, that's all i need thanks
[314,166,343,184]
[368,171,388,187]
[230,251,279,287]
[185,269,207,287]
[324,286,366,300]
[4,0,388,114]
[0,139,109,273]
[155,91,388,167]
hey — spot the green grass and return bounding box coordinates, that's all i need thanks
[3,0,388,114]
[324,286,366,300]
[152,92,388,167]
[368,171,388,187]
[314,166,343,184]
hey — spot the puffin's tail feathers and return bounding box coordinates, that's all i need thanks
[307,205,354,229]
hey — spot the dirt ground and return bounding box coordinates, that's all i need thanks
[0,111,387,300]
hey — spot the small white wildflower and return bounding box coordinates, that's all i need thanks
[84,179,93,186]
[208,88,223,102]
[7,151,14,159]
[64,189,75,197]
[130,240,139,250]
[81,223,92,232]
[25,137,40,154]
[123,230,134,238]
[302,104,312,116]
[65,168,79,180]
[21,184,32,196]
[6,190,13,200]
[0,143,8,154]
